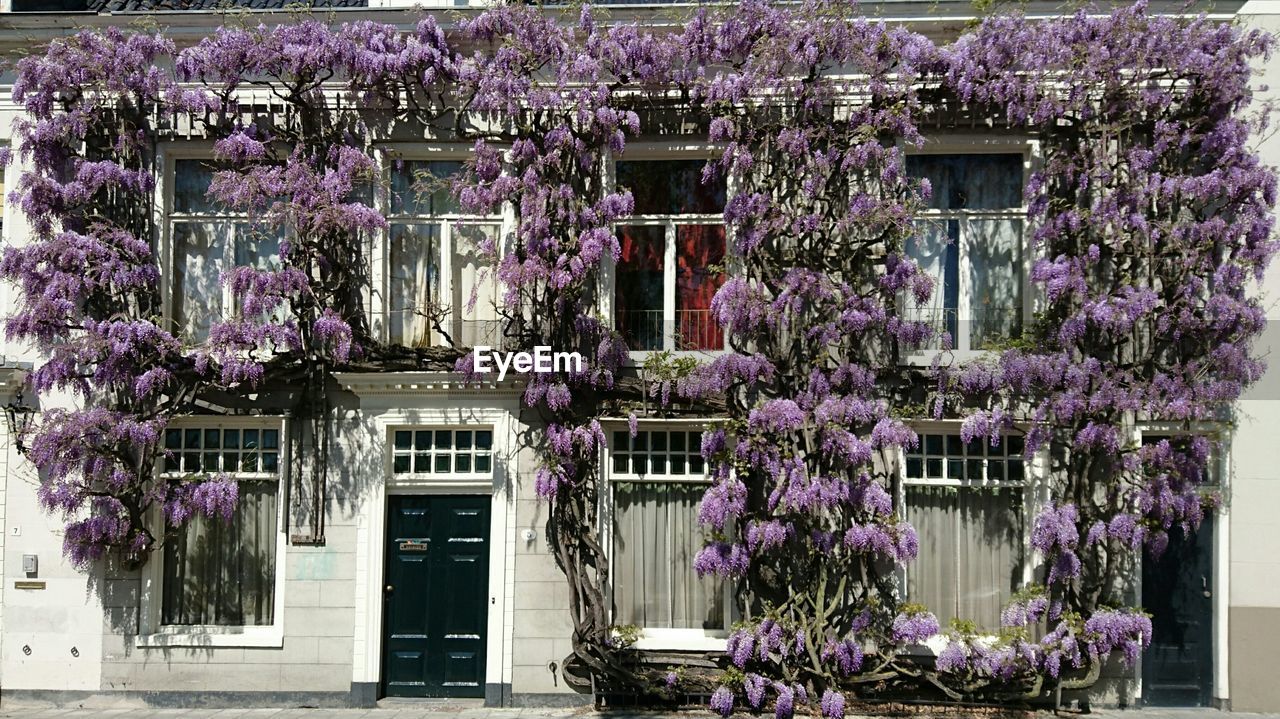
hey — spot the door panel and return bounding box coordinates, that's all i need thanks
[1142,518,1214,706]
[382,495,490,698]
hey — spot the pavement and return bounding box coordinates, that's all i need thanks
[0,704,1275,719]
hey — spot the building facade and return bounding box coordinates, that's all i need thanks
[0,0,1278,713]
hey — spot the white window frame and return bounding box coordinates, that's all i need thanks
[374,146,505,350]
[160,145,285,344]
[902,137,1040,365]
[601,418,732,650]
[896,422,1044,646]
[601,143,731,363]
[386,424,497,492]
[137,416,289,648]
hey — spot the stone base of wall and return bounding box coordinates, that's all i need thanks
[1230,606,1280,712]
[0,684,376,709]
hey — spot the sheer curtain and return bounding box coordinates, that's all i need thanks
[906,220,959,346]
[907,485,1022,630]
[389,223,440,348]
[162,480,279,626]
[452,223,501,347]
[172,222,227,341]
[967,219,1023,349]
[613,482,724,630]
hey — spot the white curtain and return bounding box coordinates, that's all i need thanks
[613,482,724,630]
[172,222,226,341]
[452,223,500,347]
[162,480,278,626]
[906,219,959,346]
[967,219,1023,349]
[389,223,440,348]
[906,485,1023,630]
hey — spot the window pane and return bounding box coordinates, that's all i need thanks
[391,160,464,216]
[243,429,259,450]
[231,225,284,322]
[394,431,412,450]
[393,455,410,473]
[906,219,959,347]
[389,223,441,348]
[676,225,726,351]
[184,429,202,449]
[452,223,502,347]
[613,482,724,630]
[906,154,1023,211]
[615,225,665,351]
[968,219,1023,349]
[162,480,278,626]
[174,159,220,213]
[475,454,491,473]
[172,222,226,341]
[476,431,492,450]
[616,160,726,215]
[456,454,472,472]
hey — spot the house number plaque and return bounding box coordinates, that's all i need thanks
[399,540,429,552]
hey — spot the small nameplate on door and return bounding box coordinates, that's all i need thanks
[399,540,429,552]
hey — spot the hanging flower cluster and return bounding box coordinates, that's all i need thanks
[0,0,1273,710]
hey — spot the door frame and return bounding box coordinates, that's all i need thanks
[1134,423,1230,708]
[342,387,520,707]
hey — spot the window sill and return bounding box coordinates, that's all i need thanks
[632,630,728,652]
[136,626,284,649]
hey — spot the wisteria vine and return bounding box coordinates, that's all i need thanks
[1,0,1273,711]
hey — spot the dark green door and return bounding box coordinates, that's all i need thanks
[382,495,490,698]
[1142,518,1214,706]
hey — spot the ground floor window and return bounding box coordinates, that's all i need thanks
[609,427,726,633]
[160,422,282,627]
[903,432,1027,630]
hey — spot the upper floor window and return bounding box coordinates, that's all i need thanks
[160,421,283,628]
[608,427,727,635]
[614,159,726,353]
[902,432,1028,631]
[170,159,281,342]
[905,153,1025,352]
[386,159,500,349]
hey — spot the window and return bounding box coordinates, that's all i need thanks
[902,432,1027,630]
[905,153,1025,352]
[609,427,726,633]
[386,159,500,349]
[614,159,727,352]
[390,427,493,477]
[170,159,282,342]
[160,422,282,628]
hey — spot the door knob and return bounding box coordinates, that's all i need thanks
[385,584,394,593]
